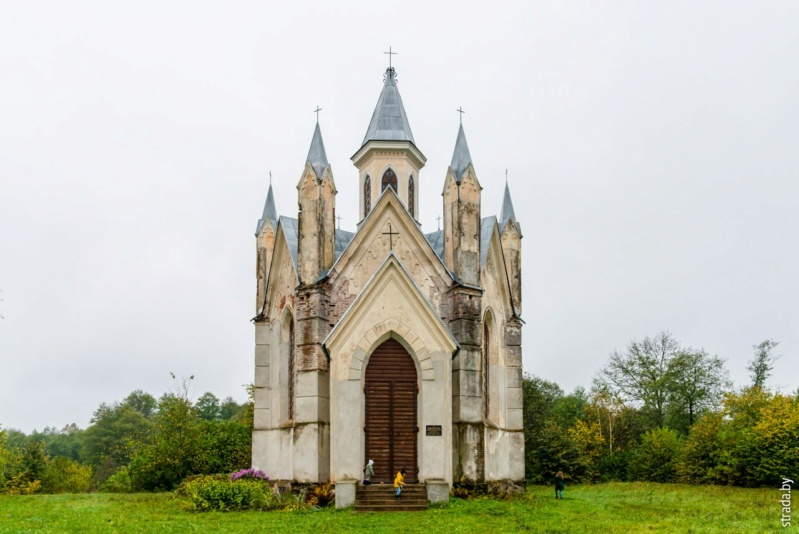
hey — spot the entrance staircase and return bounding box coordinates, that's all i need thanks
[354,483,428,512]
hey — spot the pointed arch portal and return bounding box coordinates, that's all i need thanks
[364,338,418,483]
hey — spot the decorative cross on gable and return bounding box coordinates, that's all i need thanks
[382,223,399,250]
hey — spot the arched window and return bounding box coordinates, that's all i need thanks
[288,318,295,420]
[381,169,397,192]
[364,175,371,216]
[408,175,415,218]
[483,321,490,419]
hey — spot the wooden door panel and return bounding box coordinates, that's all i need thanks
[364,339,418,484]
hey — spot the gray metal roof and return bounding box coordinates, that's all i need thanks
[255,184,278,235]
[480,216,497,268]
[335,229,355,259]
[361,68,415,146]
[279,216,355,272]
[307,123,329,178]
[500,182,516,231]
[450,124,473,182]
[279,216,299,269]
[424,229,444,260]
[424,216,495,269]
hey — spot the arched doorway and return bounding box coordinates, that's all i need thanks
[364,338,418,483]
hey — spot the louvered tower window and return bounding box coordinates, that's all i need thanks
[364,175,371,216]
[408,175,415,218]
[381,169,397,192]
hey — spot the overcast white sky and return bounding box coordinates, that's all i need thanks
[1,1,797,432]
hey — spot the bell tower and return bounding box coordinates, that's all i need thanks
[352,66,426,222]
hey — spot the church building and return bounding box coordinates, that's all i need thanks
[252,64,524,506]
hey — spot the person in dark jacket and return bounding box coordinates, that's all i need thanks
[554,471,565,499]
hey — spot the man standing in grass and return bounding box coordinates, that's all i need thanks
[394,468,406,499]
[555,471,565,499]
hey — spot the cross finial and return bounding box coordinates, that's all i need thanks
[336,215,341,230]
[382,223,399,250]
[384,46,397,69]
[505,169,508,183]
[314,106,322,123]
[436,215,442,231]
[269,170,272,185]
[457,106,465,124]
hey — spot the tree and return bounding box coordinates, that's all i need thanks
[219,397,243,421]
[596,332,681,429]
[122,390,157,419]
[82,403,150,469]
[669,350,731,432]
[195,392,221,421]
[748,339,779,389]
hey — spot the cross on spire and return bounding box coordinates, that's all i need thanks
[436,215,442,231]
[336,215,341,229]
[382,223,399,250]
[384,46,397,69]
[505,168,508,183]
[314,106,322,123]
[269,170,272,185]
[456,106,465,124]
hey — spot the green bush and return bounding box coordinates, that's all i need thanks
[99,466,134,493]
[39,456,92,493]
[178,475,281,511]
[629,428,683,482]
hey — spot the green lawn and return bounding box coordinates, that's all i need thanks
[0,483,782,533]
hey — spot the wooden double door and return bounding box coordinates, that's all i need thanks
[364,339,418,484]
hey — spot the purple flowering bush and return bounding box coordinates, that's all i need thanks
[229,468,269,482]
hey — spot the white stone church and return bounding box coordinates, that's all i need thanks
[251,65,524,506]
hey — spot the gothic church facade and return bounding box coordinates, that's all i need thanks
[252,66,524,506]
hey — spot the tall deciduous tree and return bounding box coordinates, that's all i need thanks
[669,350,730,431]
[596,332,681,429]
[747,339,779,389]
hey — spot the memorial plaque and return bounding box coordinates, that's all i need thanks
[426,425,442,436]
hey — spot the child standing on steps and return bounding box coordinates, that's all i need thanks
[394,468,406,499]
[363,459,374,485]
[554,471,565,499]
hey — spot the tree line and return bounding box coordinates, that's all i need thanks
[0,377,253,494]
[523,333,797,487]
[1,334,796,494]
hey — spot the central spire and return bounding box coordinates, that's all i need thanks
[361,67,415,146]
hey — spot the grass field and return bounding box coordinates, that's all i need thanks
[0,483,782,533]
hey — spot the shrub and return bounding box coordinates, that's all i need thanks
[230,468,268,481]
[629,428,683,483]
[39,456,92,493]
[306,483,334,507]
[99,466,134,493]
[178,475,280,512]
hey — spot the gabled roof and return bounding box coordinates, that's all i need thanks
[323,252,459,364]
[450,124,473,182]
[361,67,415,146]
[255,184,277,235]
[307,122,329,179]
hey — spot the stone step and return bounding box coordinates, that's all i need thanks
[354,504,428,512]
[354,483,429,512]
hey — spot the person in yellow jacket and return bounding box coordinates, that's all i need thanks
[394,468,406,499]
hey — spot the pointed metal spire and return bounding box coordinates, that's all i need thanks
[255,178,278,234]
[306,122,329,178]
[361,67,415,146]
[450,123,473,182]
[500,180,517,230]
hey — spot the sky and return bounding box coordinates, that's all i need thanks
[1,1,797,432]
